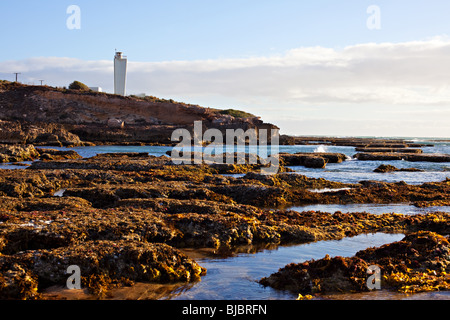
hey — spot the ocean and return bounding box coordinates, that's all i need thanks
[5,137,447,185]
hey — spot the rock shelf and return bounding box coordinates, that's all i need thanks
[0,153,448,299]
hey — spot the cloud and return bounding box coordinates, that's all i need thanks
[1,37,450,136]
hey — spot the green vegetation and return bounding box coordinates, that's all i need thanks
[130,95,175,104]
[128,95,255,120]
[69,81,90,91]
[219,109,255,118]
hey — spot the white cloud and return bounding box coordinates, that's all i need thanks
[1,37,450,137]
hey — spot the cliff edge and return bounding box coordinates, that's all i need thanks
[0,81,278,146]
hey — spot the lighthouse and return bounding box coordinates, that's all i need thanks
[114,51,127,96]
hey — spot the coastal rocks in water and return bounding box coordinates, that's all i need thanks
[259,254,370,294]
[0,144,82,163]
[413,200,450,208]
[259,231,450,295]
[36,148,82,161]
[19,155,450,207]
[1,151,449,299]
[357,231,450,293]
[373,164,423,173]
[356,147,423,154]
[283,136,434,148]
[0,240,206,299]
[28,155,173,171]
[279,153,326,168]
[355,152,450,163]
[279,152,347,168]
[0,144,40,163]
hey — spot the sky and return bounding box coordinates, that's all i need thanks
[0,0,450,137]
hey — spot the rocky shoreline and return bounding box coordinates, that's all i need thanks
[0,148,448,299]
[260,231,449,295]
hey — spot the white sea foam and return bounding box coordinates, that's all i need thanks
[314,145,327,153]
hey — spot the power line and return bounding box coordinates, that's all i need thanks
[13,73,21,82]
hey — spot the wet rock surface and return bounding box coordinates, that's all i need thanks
[0,152,448,299]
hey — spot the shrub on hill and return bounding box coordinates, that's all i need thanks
[219,109,255,118]
[69,81,90,91]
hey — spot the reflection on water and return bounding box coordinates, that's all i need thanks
[323,290,450,300]
[0,161,33,170]
[107,233,406,300]
[41,233,450,300]
[289,203,450,215]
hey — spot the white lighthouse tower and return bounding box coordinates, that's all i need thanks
[114,51,127,96]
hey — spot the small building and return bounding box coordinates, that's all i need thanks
[89,87,103,92]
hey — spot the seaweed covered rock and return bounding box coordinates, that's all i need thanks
[259,231,450,295]
[357,231,450,293]
[0,169,64,198]
[36,148,82,161]
[0,259,40,300]
[0,144,40,163]
[259,254,370,294]
[1,240,206,298]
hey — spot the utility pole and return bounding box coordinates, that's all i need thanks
[13,73,21,82]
